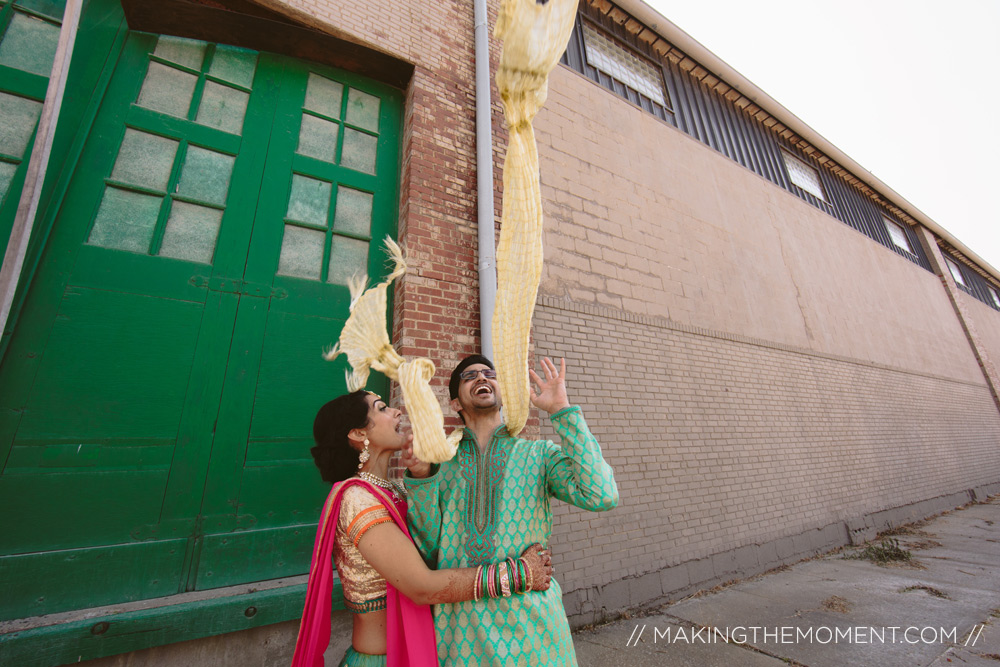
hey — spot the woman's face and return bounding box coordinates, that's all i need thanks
[364,393,405,450]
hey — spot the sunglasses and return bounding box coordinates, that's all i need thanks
[459,368,497,381]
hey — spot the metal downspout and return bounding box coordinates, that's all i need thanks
[0,0,83,339]
[474,0,497,359]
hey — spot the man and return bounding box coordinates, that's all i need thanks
[402,354,618,666]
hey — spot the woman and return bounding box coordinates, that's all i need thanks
[292,390,553,667]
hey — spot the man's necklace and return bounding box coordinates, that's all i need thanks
[358,471,406,501]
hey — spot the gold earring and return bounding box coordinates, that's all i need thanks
[358,438,370,470]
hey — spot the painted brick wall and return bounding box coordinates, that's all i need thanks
[958,291,1000,390]
[527,65,1000,611]
[534,65,985,385]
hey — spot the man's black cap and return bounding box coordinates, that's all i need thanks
[449,354,495,400]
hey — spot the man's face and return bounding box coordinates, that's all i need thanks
[451,363,501,416]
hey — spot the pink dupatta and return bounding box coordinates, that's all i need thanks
[291,479,438,667]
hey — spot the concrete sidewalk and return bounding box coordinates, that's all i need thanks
[573,497,1000,667]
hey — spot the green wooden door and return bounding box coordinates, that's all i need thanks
[0,31,401,620]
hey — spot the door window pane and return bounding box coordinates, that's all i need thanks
[297,114,339,163]
[208,45,257,89]
[159,201,222,264]
[333,186,372,237]
[285,174,330,226]
[88,187,162,253]
[176,145,235,206]
[303,72,343,119]
[0,11,59,76]
[110,129,178,191]
[13,0,66,21]
[195,81,249,134]
[137,62,197,118]
[345,88,380,132]
[0,161,17,202]
[340,128,376,174]
[277,225,323,279]
[152,36,206,70]
[327,236,368,285]
[0,91,42,157]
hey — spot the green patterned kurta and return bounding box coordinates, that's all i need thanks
[405,406,618,666]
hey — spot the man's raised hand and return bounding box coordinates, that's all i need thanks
[528,357,571,415]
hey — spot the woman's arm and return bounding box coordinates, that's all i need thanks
[357,523,552,605]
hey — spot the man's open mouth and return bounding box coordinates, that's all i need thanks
[474,385,492,396]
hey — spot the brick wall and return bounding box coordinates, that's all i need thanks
[526,64,1000,619]
[534,297,1000,620]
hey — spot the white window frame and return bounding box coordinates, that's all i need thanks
[944,257,967,287]
[781,151,826,202]
[883,217,914,254]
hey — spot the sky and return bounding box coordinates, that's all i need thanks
[642,0,1000,275]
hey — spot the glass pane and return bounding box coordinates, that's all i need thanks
[153,36,206,70]
[88,187,162,253]
[783,152,825,201]
[884,218,913,253]
[0,161,17,202]
[333,186,373,237]
[159,201,222,264]
[277,225,323,280]
[14,0,65,21]
[304,72,343,119]
[195,81,249,134]
[0,92,42,157]
[285,174,330,226]
[297,114,339,163]
[327,236,368,285]
[110,129,178,191]
[582,23,666,106]
[136,62,197,118]
[341,128,377,175]
[345,88,380,132]
[0,11,59,77]
[946,258,966,286]
[176,145,234,206]
[208,44,257,89]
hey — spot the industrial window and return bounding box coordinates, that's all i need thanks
[944,257,967,287]
[781,151,826,202]
[883,217,914,254]
[581,21,667,107]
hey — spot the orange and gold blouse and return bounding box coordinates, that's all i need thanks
[334,484,393,613]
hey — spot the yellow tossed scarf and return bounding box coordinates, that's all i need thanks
[493,0,579,436]
[324,238,461,463]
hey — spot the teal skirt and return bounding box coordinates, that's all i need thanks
[338,647,387,667]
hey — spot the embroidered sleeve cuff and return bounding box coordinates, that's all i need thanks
[550,405,581,421]
[403,464,440,486]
